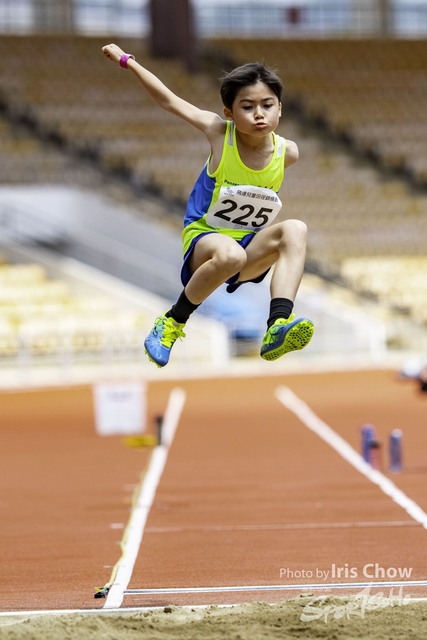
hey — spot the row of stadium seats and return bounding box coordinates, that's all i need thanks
[341,257,427,325]
[276,119,427,267]
[0,113,105,186]
[0,35,213,210]
[0,260,147,358]
[3,35,427,216]
[4,35,427,188]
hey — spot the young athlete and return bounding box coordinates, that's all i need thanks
[102,43,314,367]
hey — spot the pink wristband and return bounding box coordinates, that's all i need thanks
[119,53,135,69]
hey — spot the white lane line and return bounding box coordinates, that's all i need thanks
[125,580,427,595]
[104,387,186,609]
[3,594,427,618]
[0,605,230,618]
[275,385,427,529]
[144,520,420,534]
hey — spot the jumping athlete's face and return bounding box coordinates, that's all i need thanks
[224,81,282,137]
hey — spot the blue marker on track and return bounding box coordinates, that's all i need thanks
[361,424,376,463]
[389,429,403,472]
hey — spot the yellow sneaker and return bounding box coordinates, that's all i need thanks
[260,315,314,361]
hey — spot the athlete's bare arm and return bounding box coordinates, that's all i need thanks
[102,43,226,149]
[284,140,299,169]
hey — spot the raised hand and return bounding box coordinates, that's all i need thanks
[102,43,126,64]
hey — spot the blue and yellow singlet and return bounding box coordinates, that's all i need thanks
[182,120,286,255]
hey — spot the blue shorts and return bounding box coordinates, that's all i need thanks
[181,231,271,294]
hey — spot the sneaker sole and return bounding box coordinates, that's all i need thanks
[144,349,166,369]
[261,320,314,361]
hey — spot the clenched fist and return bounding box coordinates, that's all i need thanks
[102,43,126,64]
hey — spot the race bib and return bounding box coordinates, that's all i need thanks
[206,185,282,231]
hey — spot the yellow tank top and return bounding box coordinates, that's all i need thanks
[182,120,286,255]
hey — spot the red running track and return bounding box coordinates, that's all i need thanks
[1,370,426,612]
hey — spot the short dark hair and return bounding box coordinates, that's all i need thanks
[220,62,283,110]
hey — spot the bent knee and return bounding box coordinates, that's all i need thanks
[282,219,307,238]
[214,245,247,274]
[279,219,307,247]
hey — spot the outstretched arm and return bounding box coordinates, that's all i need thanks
[102,43,224,138]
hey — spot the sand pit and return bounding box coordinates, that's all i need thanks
[1,597,427,640]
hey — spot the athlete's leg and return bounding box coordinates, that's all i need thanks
[236,219,313,360]
[185,233,247,304]
[144,234,246,367]
[238,219,307,300]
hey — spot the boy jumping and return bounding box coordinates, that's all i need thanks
[102,44,314,367]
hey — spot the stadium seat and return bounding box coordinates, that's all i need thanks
[0,262,146,358]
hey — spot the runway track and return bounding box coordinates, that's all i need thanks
[2,369,427,613]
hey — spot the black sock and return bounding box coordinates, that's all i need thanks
[166,290,199,324]
[267,298,294,328]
